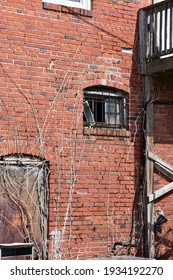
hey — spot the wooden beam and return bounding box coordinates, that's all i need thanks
[148,151,173,172]
[146,56,173,74]
[148,181,173,203]
[139,10,148,74]
[154,162,173,181]
[144,76,155,259]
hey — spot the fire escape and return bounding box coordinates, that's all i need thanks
[139,0,173,258]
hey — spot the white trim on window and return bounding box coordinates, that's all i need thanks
[42,0,91,10]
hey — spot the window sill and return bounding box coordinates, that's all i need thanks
[43,3,93,17]
[83,127,131,138]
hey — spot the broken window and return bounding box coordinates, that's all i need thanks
[42,0,91,10]
[0,155,49,259]
[83,86,128,128]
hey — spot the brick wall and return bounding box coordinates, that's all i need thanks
[0,0,151,259]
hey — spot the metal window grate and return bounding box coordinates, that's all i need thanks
[83,90,128,128]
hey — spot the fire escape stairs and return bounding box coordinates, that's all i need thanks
[147,151,173,203]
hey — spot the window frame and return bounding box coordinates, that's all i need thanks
[83,88,128,129]
[42,0,91,10]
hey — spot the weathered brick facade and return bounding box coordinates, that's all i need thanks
[1,0,173,260]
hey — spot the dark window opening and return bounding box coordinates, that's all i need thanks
[83,87,128,129]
